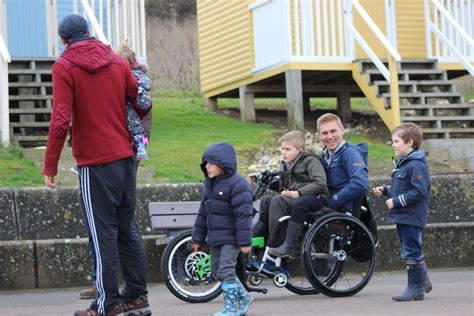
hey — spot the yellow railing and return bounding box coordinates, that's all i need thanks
[345,0,401,131]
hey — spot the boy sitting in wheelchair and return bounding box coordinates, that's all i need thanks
[253,130,329,258]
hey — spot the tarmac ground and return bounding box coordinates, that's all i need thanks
[0,268,473,315]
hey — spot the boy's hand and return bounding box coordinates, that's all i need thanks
[247,173,259,183]
[281,189,299,199]
[241,246,252,254]
[193,244,200,252]
[372,186,384,198]
[386,198,394,209]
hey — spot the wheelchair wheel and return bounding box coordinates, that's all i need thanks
[283,255,320,295]
[302,213,376,297]
[161,230,221,303]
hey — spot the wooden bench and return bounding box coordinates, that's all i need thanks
[149,201,201,240]
[149,200,261,243]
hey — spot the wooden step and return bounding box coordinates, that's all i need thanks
[11,135,49,146]
[8,69,52,75]
[359,59,438,73]
[401,115,474,121]
[383,93,463,109]
[366,69,445,76]
[374,80,454,89]
[421,128,474,134]
[398,59,437,70]
[9,108,52,114]
[397,92,462,98]
[9,95,53,101]
[400,103,473,110]
[374,80,456,96]
[9,82,52,87]
[10,122,50,128]
[12,135,49,142]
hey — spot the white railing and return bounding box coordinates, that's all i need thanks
[425,0,474,76]
[292,0,350,62]
[81,0,109,44]
[0,34,10,147]
[69,0,147,62]
[250,0,352,73]
[250,0,291,72]
[345,0,401,82]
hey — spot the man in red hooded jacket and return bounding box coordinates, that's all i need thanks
[43,14,151,316]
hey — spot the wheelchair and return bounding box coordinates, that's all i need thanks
[160,171,377,303]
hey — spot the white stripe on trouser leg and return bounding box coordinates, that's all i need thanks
[81,166,105,314]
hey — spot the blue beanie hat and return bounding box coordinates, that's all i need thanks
[58,14,89,40]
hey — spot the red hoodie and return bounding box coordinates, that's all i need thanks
[43,39,145,176]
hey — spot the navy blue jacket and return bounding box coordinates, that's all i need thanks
[382,150,430,229]
[319,142,369,214]
[192,142,253,247]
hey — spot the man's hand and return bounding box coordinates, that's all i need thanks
[44,174,58,189]
[386,198,394,209]
[281,189,299,199]
[241,246,252,254]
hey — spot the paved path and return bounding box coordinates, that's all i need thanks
[1,269,473,315]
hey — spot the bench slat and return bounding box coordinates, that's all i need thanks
[151,214,197,230]
[149,201,201,216]
[149,200,260,232]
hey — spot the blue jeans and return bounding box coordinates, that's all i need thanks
[396,224,423,263]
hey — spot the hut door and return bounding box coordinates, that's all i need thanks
[385,0,397,49]
[7,0,49,57]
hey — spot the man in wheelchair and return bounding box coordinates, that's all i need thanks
[317,113,377,249]
[316,113,377,244]
[317,113,369,217]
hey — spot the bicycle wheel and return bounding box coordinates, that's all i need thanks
[160,230,221,303]
[302,214,376,297]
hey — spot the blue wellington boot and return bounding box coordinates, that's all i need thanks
[392,263,425,301]
[213,281,239,316]
[420,260,433,293]
[235,278,254,315]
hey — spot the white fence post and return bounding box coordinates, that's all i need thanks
[0,34,10,147]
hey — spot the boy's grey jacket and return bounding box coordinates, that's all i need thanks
[319,142,369,214]
[382,150,430,229]
[192,142,253,247]
[279,151,329,199]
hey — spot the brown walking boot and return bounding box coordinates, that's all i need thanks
[123,295,151,315]
[80,283,97,299]
[74,302,124,316]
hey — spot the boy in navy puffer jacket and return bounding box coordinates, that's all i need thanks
[192,142,254,316]
[373,122,432,301]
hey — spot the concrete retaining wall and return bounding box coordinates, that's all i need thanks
[1,223,472,290]
[0,174,472,290]
[1,175,472,241]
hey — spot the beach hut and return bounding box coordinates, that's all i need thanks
[196,0,474,140]
[0,0,146,146]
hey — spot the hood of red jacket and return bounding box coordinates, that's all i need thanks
[60,39,114,73]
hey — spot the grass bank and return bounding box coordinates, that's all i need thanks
[140,91,276,182]
[0,91,396,187]
[0,147,44,187]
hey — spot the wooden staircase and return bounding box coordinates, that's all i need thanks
[358,59,474,139]
[8,58,55,147]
